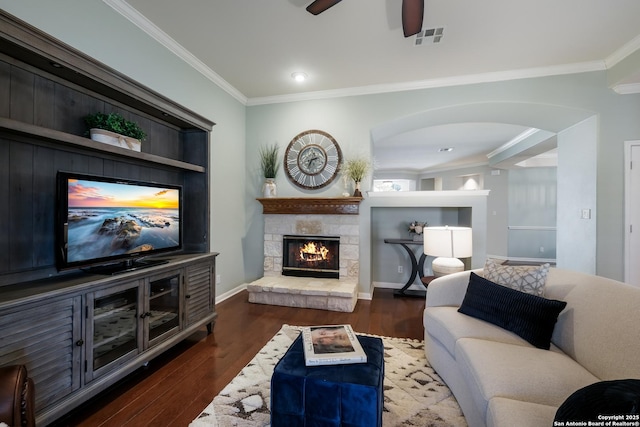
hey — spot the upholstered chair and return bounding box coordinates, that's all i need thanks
[0,365,35,427]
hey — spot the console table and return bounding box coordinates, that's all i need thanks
[383,239,434,298]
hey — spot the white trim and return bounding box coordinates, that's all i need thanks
[485,255,557,264]
[102,0,248,105]
[247,61,606,106]
[507,225,557,231]
[357,292,373,300]
[624,141,640,284]
[487,128,540,159]
[605,34,640,69]
[102,0,634,106]
[613,83,640,95]
[215,284,247,304]
[372,281,426,292]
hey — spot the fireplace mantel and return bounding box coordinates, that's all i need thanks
[257,197,363,215]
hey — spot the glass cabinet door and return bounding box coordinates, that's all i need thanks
[148,273,180,344]
[92,286,139,372]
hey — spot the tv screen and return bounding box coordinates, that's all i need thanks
[56,172,182,273]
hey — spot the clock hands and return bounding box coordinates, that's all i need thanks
[306,156,318,168]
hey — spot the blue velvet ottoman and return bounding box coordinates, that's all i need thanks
[270,334,384,427]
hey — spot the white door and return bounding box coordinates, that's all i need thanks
[625,141,640,286]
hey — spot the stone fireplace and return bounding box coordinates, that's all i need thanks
[263,214,359,279]
[282,235,340,279]
[247,197,363,312]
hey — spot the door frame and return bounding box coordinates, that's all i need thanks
[624,140,640,284]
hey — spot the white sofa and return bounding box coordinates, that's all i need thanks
[423,267,640,427]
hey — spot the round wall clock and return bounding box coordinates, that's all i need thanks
[284,129,342,190]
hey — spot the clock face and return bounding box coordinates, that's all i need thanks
[284,130,342,190]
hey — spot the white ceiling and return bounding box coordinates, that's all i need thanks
[110,0,640,173]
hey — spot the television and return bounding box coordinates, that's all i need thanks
[56,171,183,274]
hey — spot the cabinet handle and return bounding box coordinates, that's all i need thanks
[76,339,84,346]
[140,312,149,319]
[185,294,191,299]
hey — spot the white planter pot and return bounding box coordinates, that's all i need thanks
[263,178,277,198]
[89,128,142,152]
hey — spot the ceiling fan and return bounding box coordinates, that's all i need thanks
[306,0,424,38]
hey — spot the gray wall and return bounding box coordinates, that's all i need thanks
[371,207,462,285]
[508,167,557,260]
[248,77,640,282]
[0,0,248,298]
[4,1,640,289]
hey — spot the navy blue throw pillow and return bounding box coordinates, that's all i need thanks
[458,272,567,349]
[555,379,640,422]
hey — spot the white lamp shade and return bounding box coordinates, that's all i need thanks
[423,226,473,258]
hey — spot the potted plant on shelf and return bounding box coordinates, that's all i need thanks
[259,143,280,197]
[84,112,146,152]
[343,158,370,197]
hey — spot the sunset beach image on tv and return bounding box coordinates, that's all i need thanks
[65,178,181,263]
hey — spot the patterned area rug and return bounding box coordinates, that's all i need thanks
[190,325,466,427]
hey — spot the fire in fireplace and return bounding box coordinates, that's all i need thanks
[282,235,340,279]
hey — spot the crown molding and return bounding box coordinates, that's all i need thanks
[102,0,247,105]
[246,61,606,106]
[104,0,632,106]
[605,33,640,68]
[613,82,640,94]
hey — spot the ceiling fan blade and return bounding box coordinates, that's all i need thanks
[306,0,342,15]
[402,0,424,37]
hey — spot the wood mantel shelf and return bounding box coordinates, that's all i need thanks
[257,197,364,215]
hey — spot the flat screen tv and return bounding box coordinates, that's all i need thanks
[56,172,182,274]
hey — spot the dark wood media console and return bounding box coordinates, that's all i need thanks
[0,11,216,425]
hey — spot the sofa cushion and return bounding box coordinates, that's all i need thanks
[424,306,534,357]
[484,258,550,296]
[458,272,567,349]
[487,397,558,427]
[455,338,599,420]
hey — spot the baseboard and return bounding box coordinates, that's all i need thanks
[216,284,247,304]
[486,254,557,265]
[372,281,426,291]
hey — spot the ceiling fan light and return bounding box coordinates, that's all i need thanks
[291,72,308,82]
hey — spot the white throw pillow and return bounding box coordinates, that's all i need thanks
[483,258,550,297]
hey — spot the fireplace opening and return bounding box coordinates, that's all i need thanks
[282,235,340,279]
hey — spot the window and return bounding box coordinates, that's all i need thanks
[372,179,412,192]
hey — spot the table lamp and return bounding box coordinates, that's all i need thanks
[423,226,472,277]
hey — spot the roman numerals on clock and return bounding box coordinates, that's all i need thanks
[284,130,342,190]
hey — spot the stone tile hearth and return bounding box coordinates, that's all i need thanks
[246,276,358,312]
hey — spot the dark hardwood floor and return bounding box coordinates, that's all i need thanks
[49,288,425,427]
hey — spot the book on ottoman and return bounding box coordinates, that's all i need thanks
[301,324,367,366]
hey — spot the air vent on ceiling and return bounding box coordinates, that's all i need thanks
[415,27,444,46]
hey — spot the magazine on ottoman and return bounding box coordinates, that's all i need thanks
[301,324,367,366]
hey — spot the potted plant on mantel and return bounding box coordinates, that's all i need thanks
[84,112,147,152]
[343,158,370,197]
[259,143,280,198]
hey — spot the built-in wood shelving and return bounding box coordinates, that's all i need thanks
[0,117,205,173]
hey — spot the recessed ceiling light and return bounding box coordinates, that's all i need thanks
[291,72,308,82]
[439,147,453,152]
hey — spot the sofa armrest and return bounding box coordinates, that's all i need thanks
[0,365,36,427]
[426,269,481,307]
